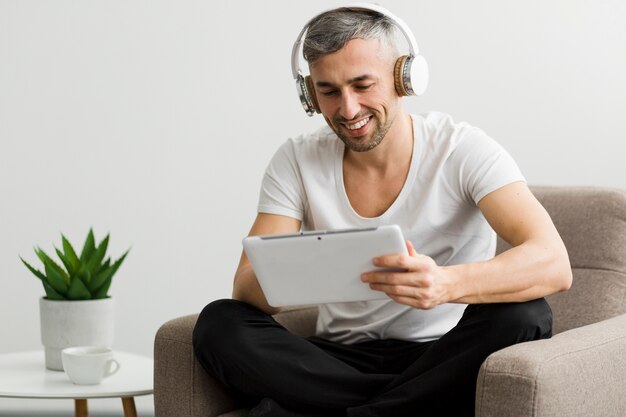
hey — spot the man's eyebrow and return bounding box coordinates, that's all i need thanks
[315,74,374,88]
[348,74,374,83]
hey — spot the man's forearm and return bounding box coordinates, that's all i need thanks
[232,264,282,315]
[445,238,572,304]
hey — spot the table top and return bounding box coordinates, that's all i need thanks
[0,350,153,399]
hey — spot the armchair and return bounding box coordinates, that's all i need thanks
[154,186,626,417]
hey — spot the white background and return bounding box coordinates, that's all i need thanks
[1,0,625,415]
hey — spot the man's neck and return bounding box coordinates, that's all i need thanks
[343,112,413,176]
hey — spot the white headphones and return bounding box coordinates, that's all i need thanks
[291,2,429,116]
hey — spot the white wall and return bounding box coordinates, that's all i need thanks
[1,0,625,414]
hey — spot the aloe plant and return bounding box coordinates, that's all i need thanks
[20,229,129,300]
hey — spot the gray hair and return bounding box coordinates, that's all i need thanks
[302,7,400,65]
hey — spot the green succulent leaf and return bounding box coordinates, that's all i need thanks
[43,259,69,295]
[21,256,66,299]
[61,235,81,275]
[94,257,111,276]
[42,280,66,300]
[84,234,109,278]
[79,269,92,287]
[90,249,129,296]
[67,275,91,300]
[35,248,70,283]
[93,276,112,299]
[20,257,47,281]
[110,249,129,277]
[89,265,112,293]
[79,228,96,264]
[55,247,75,278]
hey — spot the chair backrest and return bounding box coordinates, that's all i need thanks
[497,186,626,335]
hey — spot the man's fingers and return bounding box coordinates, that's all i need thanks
[373,252,432,272]
[373,253,411,269]
[406,239,418,256]
[362,271,434,287]
[367,283,440,310]
[368,283,418,297]
[388,295,439,310]
[362,271,405,285]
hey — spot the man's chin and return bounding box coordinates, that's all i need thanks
[339,135,382,152]
[328,121,384,152]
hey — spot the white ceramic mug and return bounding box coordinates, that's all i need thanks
[61,346,120,385]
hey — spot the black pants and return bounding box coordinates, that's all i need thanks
[193,298,552,417]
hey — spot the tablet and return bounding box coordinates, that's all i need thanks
[242,224,408,307]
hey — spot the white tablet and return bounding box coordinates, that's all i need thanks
[242,224,408,307]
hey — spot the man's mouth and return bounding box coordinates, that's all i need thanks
[346,116,371,130]
[339,116,372,137]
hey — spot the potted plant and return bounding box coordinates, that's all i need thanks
[20,228,129,370]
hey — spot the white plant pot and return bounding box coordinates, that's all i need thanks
[39,297,115,371]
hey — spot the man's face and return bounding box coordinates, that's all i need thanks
[309,38,400,153]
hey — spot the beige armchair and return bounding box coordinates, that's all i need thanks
[154,186,626,417]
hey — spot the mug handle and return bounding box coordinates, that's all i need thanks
[105,359,121,378]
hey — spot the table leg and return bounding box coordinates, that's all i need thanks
[122,396,137,417]
[74,399,88,417]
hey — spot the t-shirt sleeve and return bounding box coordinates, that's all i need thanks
[449,127,526,205]
[257,139,306,221]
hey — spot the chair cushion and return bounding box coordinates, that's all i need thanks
[498,186,626,334]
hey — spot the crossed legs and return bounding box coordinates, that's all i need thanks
[193,298,552,416]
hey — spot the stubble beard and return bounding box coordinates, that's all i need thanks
[332,113,394,153]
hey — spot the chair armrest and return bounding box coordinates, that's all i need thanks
[154,306,319,417]
[476,313,626,417]
[154,314,237,417]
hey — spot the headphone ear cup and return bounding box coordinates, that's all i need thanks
[296,74,320,116]
[409,54,429,96]
[394,56,410,96]
[394,55,429,96]
[304,76,321,114]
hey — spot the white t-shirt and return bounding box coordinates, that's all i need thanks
[257,112,525,344]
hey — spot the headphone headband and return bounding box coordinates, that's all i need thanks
[291,3,419,80]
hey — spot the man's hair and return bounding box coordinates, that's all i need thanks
[302,8,400,65]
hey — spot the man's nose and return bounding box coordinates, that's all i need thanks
[339,91,360,121]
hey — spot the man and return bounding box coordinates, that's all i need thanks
[193,5,572,417]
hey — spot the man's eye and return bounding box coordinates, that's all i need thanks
[320,90,337,97]
[355,84,373,91]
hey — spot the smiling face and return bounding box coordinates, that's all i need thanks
[309,38,401,153]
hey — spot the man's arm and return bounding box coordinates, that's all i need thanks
[361,181,573,309]
[232,213,302,315]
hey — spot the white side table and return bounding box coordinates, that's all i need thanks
[0,350,153,417]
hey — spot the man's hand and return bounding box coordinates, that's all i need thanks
[362,183,572,306]
[361,240,454,310]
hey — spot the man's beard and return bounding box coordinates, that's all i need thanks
[331,113,393,153]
